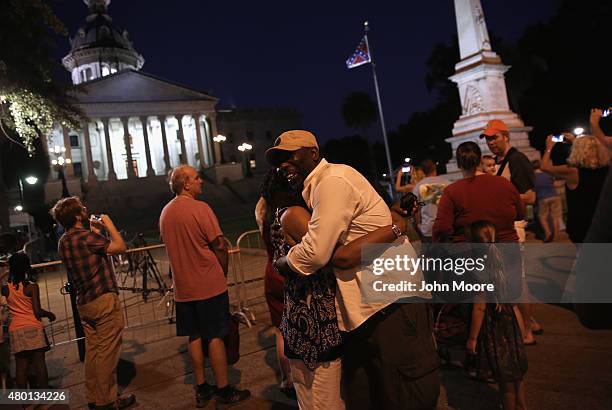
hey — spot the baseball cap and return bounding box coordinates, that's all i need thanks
[480,119,509,138]
[265,130,319,166]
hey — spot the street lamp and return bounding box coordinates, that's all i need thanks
[50,145,71,197]
[17,175,38,241]
[213,134,227,164]
[237,143,253,177]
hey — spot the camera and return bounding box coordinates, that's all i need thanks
[603,109,611,118]
[552,134,564,143]
[61,282,73,295]
[402,166,411,173]
[399,192,425,217]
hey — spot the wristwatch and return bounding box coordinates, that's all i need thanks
[391,224,402,238]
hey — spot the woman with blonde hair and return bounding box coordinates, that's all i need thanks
[541,134,610,243]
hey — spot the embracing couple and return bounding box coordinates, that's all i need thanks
[266,130,440,410]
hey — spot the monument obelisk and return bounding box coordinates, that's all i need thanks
[445,0,538,177]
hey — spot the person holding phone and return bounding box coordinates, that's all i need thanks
[540,133,610,243]
[51,197,135,410]
[590,107,612,151]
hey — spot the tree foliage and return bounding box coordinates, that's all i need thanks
[390,0,612,170]
[341,91,378,134]
[0,0,82,154]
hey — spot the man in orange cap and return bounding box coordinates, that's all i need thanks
[480,119,542,345]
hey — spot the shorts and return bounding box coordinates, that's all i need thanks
[538,196,562,221]
[9,326,50,354]
[175,291,230,340]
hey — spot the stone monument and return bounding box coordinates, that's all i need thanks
[445,0,538,177]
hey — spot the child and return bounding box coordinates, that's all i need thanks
[0,252,55,390]
[465,221,528,410]
[480,154,497,175]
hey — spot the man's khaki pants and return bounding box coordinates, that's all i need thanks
[78,292,125,407]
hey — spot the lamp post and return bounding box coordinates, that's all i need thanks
[213,134,227,164]
[50,145,72,198]
[237,143,253,177]
[16,176,38,241]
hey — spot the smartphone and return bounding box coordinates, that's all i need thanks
[603,109,611,118]
[552,134,564,142]
[402,166,411,173]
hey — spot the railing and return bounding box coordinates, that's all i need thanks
[234,229,267,327]
[3,232,269,354]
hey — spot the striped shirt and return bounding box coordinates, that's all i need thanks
[58,229,117,306]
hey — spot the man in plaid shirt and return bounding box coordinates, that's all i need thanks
[52,197,135,410]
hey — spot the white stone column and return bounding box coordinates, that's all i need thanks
[193,113,205,169]
[139,116,156,177]
[61,126,75,177]
[158,115,172,172]
[81,121,97,183]
[208,112,221,165]
[121,117,137,179]
[101,118,117,181]
[175,114,188,165]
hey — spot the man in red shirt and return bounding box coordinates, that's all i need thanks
[159,165,250,408]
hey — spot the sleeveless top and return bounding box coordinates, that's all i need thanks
[6,282,43,332]
[566,166,609,243]
[271,207,343,370]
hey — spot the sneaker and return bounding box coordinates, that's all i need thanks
[116,393,136,409]
[196,383,215,408]
[215,386,251,409]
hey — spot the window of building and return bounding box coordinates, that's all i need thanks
[69,134,80,147]
[73,162,83,178]
[101,64,110,76]
[227,133,234,143]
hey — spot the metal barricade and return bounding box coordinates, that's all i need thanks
[234,229,267,327]
[8,231,268,357]
[27,243,173,353]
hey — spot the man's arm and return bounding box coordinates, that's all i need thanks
[210,236,228,276]
[91,214,126,255]
[286,176,356,275]
[591,108,612,151]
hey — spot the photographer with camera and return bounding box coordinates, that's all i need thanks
[51,197,135,410]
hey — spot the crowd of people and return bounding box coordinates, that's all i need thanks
[0,109,610,409]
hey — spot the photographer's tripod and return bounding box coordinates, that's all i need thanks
[118,233,168,301]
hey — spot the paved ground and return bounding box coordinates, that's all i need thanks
[4,233,612,409]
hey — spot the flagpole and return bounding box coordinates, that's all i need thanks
[363,21,395,196]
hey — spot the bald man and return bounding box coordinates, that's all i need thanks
[159,166,250,408]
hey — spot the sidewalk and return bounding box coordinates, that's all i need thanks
[24,297,609,409]
[6,233,612,409]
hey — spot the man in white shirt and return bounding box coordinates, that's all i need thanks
[268,130,439,410]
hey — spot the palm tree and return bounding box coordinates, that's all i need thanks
[341,91,378,175]
[342,92,377,137]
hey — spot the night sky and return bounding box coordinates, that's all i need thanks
[51,0,559,144]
